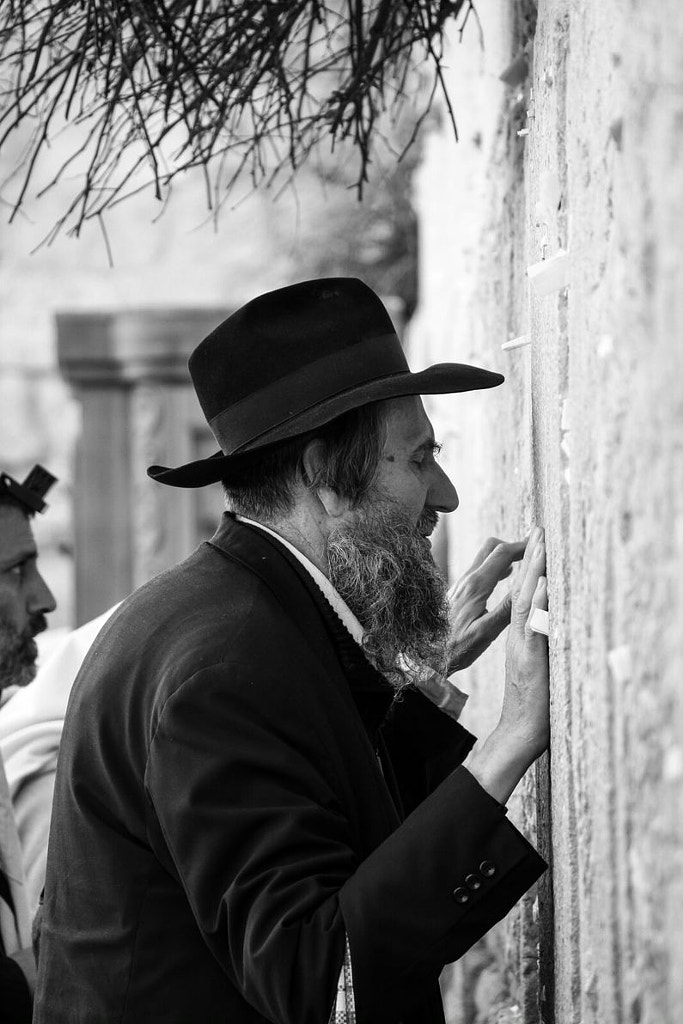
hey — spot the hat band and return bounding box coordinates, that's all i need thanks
[208,333,408,454]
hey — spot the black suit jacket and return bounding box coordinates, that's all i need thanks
[35,515,545,1023]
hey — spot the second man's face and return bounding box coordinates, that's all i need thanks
[0,503,56,690]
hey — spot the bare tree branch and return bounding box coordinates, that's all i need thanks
[0,0,473,241]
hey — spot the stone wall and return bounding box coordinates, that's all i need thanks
[410,1,683,1021]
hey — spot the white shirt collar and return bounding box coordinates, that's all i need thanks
[235,515,365,645]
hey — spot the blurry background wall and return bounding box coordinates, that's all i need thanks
[408,0,683,1021]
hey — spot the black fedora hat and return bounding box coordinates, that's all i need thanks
[148,278,504,488]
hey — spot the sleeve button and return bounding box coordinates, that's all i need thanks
[479,860,497,878]
[465,873,482,890]
[452,887,470,904]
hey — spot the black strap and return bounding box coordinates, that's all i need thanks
[0,869,15,917]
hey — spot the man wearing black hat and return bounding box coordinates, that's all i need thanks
[35,279,549,1024]
[0,466,56,1023]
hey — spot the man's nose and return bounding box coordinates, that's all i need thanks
[428,463,459,513]
[29,570,57,616]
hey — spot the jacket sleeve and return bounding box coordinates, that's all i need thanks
[338,765,545,1021]
[380,687,478,815]
[145,661,545,1024]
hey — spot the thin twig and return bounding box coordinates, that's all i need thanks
[0,0,469,243]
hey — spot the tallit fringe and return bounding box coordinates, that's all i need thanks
[329,934,356,1023]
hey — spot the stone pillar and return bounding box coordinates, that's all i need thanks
[57,310,230,625]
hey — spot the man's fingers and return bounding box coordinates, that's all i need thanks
[513,537,546,625]
[531,574,548,609]
[479,592,513,638]
[447,592,512,672]
[525,576,548,638]
[449,530,545,651]
[463,536,505,574]
[513,526,544,598]
[464,536,527,576]
[464,592,512,644]
[477,540,526,585]
[451,540,527,610]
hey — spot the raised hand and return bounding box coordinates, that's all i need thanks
[446,536,526,674]
[500,526,550,758]
[462,526,550,806]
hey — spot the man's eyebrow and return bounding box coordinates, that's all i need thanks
[0,548,36,570]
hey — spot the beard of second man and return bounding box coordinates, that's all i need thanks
[326,493,450,691]
[0,612,47,689]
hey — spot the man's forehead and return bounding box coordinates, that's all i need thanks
[382,395,435,448]
[0,505,36,565]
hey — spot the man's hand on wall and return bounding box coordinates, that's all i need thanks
[446,536,526,674]
[462,527,550,806]
[501,525,550,759]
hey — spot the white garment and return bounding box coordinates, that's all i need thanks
[0,606,117,918]
[0,753,31,953]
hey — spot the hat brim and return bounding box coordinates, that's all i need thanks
[148,362,504,488]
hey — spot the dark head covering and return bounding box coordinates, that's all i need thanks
[149,278,503,487]
[0,465,57,513]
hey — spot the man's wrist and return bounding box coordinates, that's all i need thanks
[463,725,538,806]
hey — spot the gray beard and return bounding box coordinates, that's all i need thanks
[326,497,450,692]
[0,613,41,691]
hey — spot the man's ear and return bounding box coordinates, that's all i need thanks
[302,439,352,518]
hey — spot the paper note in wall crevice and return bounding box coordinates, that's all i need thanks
[527,249,569,296]
[529,607,550,636]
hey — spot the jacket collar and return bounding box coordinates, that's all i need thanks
[208,513,395,739]
[234,514,365,644]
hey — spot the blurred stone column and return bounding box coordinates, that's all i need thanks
[57,309,229,625]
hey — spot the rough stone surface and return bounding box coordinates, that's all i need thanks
[413,1,683,1021]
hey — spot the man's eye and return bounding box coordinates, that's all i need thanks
[413,446,441,467]
[7,563,26,578]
